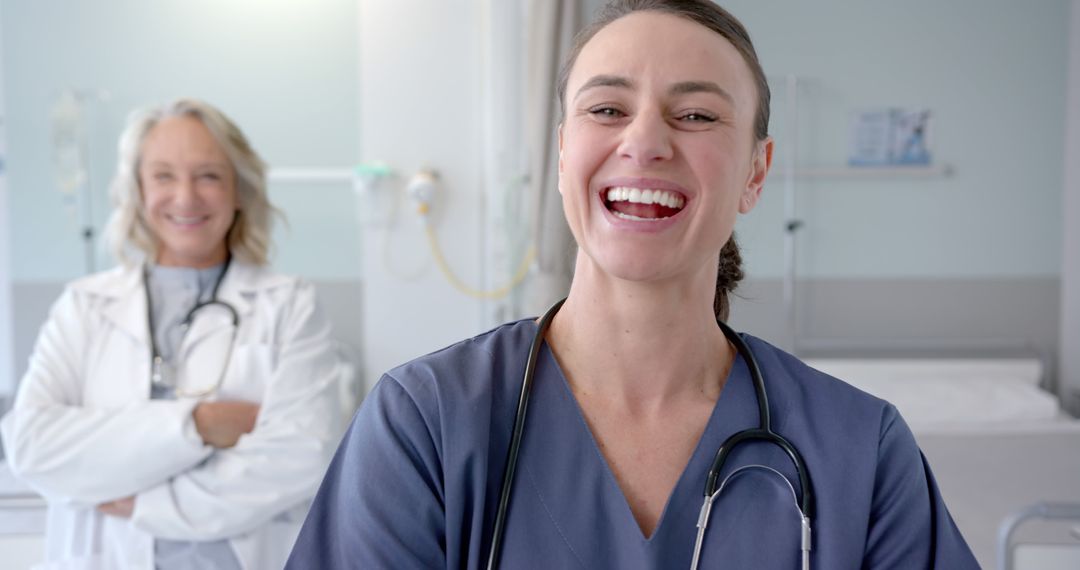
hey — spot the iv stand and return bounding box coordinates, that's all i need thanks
[781,75,804,355]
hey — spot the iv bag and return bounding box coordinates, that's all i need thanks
[51,90,87,218]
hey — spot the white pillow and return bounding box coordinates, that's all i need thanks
[805,358,1060,427]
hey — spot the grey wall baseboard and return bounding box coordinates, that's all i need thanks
[9,276,1068,412]
[11,282,64,386]
[730,277,1069,411]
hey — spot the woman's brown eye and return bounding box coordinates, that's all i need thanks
[590,107,624,118]
[680,112,716,122]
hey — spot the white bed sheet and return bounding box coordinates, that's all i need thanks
[805,358,1060,428]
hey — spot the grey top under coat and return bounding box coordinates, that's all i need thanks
[145,262,240,570]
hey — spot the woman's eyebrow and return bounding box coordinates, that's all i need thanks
[142,160,229,169]
[669,80,735,105]
[195,161,230,169]
[574,74,634,101]
[574,75,735,106]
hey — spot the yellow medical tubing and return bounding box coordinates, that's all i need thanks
[421,209,536,300]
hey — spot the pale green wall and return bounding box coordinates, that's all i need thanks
[584,0,1070,279]
[2,0,361,281]
[736,0,1068,279]
[5,0,1072,282]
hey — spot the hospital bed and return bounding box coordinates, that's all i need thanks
[807,357,1080,570]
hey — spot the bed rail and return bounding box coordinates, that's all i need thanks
[998,502,1080,570]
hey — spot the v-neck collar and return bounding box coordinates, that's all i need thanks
[514,334,758,566]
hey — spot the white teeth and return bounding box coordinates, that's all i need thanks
[604,186,685,209]
[169,215,206,224]
[613,210,666,222]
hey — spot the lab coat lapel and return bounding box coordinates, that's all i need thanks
[98,265,150,345]
[215,261,258,321]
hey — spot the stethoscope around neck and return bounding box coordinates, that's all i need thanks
[485,299,815,570]
[144,254,240,399]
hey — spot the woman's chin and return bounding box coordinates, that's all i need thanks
[579,250,672,284]
[157,245,229,268]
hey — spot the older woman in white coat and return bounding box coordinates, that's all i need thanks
[1,98,348,570]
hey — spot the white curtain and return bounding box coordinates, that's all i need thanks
[523,0,584,316]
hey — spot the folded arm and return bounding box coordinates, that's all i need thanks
[130,283,347,541]
[0,288,211,506]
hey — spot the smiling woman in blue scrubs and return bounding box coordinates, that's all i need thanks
[287,1,979,568]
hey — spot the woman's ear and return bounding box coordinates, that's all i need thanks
[740,137,773,213]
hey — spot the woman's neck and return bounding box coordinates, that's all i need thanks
[155,244,229,269]
[546,256,733,412]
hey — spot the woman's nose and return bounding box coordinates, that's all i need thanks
[173,176,200,205]
[617,112,674,165]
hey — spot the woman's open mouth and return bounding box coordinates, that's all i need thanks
[603,186,686,221]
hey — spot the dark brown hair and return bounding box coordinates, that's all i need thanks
[558,0,768,321]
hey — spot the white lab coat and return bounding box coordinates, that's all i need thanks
[0,261,350,570]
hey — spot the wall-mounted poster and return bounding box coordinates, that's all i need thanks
[849,108,932,166]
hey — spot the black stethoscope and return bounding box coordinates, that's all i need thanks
[486,299,815,570]
[144,254,240,399]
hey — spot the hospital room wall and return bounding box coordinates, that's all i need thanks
[0,0,494,398]
[0,0,364,397]
[355,0,1077,397]
[672,0,1073,408]
[1,1,1076,407]
[705,0,1068,281]
[1062,0,1080,411]
[353,0,1077,404]
[0,0,502,400]
[353,0,492,388]
[0,10,10,397]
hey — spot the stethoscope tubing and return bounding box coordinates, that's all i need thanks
[691,464,811,570]
[706,321,814,519]
[485,298,564,570]
[144,255,240,399]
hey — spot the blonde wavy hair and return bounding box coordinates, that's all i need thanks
[105,98,280,266]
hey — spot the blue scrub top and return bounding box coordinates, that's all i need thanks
[287,319,978,569]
